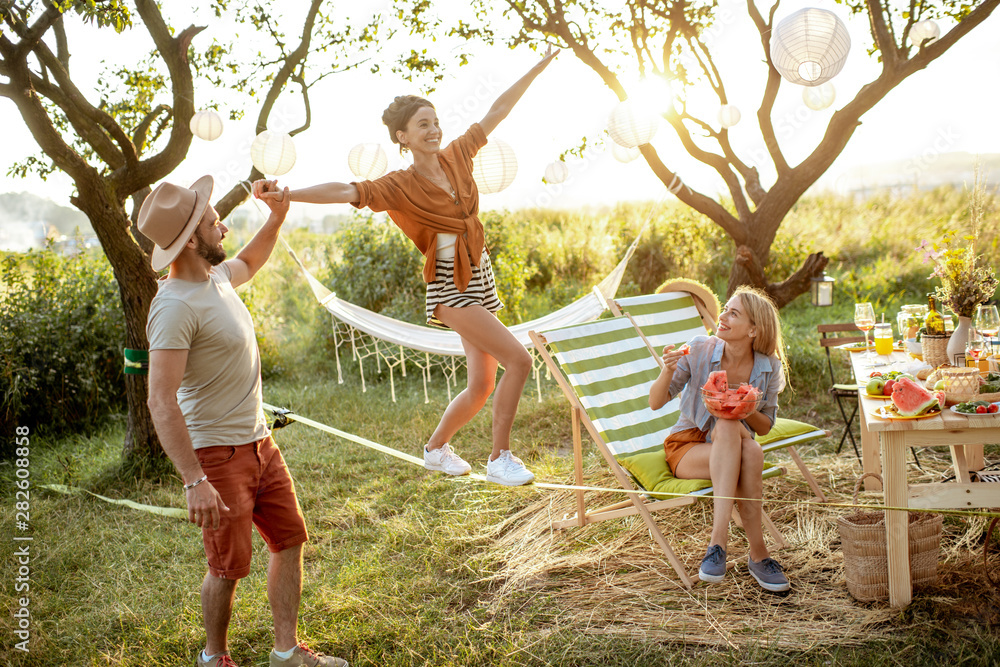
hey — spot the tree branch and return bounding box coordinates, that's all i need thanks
[748,0,789,176]
[117,0,204,198]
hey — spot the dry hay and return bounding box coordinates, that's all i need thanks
[475,447,1000,651]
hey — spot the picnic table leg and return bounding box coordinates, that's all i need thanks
[881,430,912,608]
[861,407,883,492]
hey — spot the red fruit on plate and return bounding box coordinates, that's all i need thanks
[869,371,883,378]
[988,404,999,413]
[882,379,895,396]
[976,405,988,414]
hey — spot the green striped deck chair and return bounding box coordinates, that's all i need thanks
[613,291,830,503]
[529,315,788,589]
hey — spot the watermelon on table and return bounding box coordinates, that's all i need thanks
[890,377,942,416]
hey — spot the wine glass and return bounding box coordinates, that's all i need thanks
[854,302,876,368]
[966,330,986,368]
[975,304,1000,356]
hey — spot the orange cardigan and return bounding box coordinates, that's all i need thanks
[352,124,488,292]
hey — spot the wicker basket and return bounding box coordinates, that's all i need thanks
[837,473,943,602]
[921,333,952,369]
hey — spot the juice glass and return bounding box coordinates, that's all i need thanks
[874,322,893,356]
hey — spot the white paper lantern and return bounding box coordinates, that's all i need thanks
[718,104,741,129]
[770,8,851,86]
[347,143,388,180]
[802,82,837,110]
[250,131,297,176]
[607,100,659,148]
[611,144,641,163]
[472,139,517,194]
[190,110,223,141]
[908,19,940,47]
[543,161,569,185]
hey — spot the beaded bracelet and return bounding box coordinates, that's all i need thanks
[183,475,208,492]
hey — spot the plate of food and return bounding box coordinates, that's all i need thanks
[838,341,874,352]
[872,405,942,420]
[951,401,1000,416]
[860,371,916,399]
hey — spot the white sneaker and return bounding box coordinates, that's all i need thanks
[423,444,471,476]
[485,450,535,486]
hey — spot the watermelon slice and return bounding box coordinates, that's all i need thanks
[890,377,942,416]
[705,370,728,393]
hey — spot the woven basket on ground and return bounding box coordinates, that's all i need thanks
[837,473,944,602]
[921,333,952,369]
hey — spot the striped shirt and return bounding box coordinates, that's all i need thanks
[667,335,784,441]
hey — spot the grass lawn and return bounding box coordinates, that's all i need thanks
[3,365,1000,666]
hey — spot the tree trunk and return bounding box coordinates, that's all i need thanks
[728,243,829,309]
[72,186,164,463]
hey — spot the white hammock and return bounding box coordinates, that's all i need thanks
[277,208,654,402]
[281,233,638,357]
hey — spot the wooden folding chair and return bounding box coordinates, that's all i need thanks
[529,312,789,589]
[818,323,868,459]
[612,292,829,502]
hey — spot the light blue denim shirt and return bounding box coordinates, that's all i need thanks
[666,335,785,442]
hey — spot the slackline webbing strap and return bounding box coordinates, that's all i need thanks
[41,483,187,519]
[32,405,1000,522]
[264,403,1000,520]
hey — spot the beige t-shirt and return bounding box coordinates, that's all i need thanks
[146,263,269,449]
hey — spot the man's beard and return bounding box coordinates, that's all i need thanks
[195,229,226,266]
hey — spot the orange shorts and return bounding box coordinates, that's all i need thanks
[663,427,709,475]
[196,436,308,579]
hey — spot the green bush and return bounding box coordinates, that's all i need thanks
[0,247,125,449]
[324,213,427,324]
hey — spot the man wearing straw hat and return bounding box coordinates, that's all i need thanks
[142,176,347,667]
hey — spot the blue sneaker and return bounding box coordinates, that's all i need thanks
[747,556,790,592]
[698,544,727,583]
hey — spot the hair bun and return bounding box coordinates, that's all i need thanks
[382,95,434,150]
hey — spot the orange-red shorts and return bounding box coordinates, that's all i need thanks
[196,436,308,579]
[663,427,709,475]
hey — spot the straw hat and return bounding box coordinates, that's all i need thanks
[137,175,214,271]
[656,278,721,326]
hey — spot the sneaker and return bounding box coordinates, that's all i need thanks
[423,443,471,476]
[485,450,535,486]
[747,556,791,592]
[196,651,238,667]
[698,544,727,583]
[270,643,348,667]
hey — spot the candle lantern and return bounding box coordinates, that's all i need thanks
[810,271,836,306]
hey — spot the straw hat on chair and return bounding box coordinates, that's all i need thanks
[656,278,721,329]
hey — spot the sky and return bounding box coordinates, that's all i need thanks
[1,0,999,222]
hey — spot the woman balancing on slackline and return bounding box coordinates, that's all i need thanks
[253,48,559,486]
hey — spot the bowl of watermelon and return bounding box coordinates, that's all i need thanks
[700,371,763,421]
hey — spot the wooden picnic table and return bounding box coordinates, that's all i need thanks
[848,348,1000,607]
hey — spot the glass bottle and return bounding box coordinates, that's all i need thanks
[925,294,945,335]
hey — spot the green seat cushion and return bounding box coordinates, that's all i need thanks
[617,447,712,498]
[758,418,823,446]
